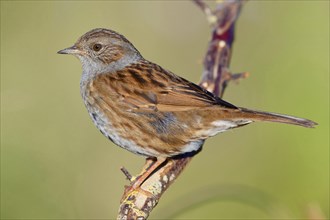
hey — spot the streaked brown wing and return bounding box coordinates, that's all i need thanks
[107,61,237,112]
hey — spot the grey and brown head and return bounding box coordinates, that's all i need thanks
[58,28,142,74]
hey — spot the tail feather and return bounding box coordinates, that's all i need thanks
[239,107,317,128]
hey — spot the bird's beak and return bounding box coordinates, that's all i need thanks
[57,45,80,55]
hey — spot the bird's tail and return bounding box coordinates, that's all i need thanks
[238,107,317,128]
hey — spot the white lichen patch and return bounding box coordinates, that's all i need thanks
[162,175,168,183]
[135,194,147,209]
[148,181,162,195]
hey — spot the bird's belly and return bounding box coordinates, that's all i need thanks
[87,105,162,157]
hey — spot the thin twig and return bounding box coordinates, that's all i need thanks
[120,166,133,182]
[193,0,217,25]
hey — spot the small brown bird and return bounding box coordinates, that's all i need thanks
[58,28,316,188]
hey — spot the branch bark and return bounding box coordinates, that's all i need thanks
[117,1,246,219]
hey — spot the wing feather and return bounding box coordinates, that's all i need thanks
[109,61,237,112]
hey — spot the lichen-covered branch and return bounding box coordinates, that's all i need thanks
[117,1,246,219]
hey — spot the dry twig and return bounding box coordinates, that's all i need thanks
[117,1,246,219]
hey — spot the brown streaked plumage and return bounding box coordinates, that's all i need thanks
[58,28,317,188]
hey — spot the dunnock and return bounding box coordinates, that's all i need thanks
[58,28,316,187]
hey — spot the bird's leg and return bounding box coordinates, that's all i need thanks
[126,157,154,183]
[121,157,167,203]
[131,157,167,189]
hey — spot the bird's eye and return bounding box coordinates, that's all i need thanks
[92,43,102,52]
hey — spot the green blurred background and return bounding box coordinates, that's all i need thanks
[1,1,328,219]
